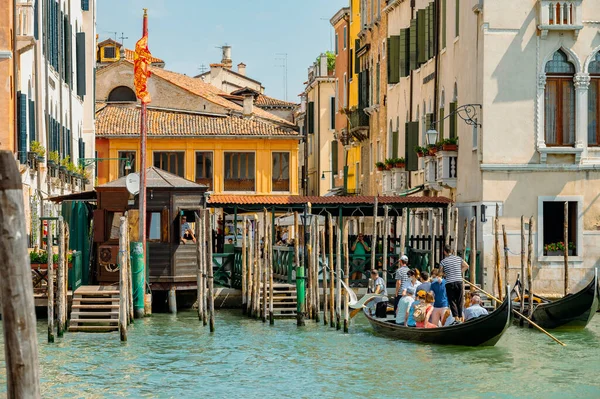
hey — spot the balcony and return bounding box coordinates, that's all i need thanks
[382,168,409,196]
[424,150,457,190]
[538,0,583,39]
[16,1,35,52]
[348,108,369,141]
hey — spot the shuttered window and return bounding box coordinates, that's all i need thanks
[76,32,86,97]
[424,7,430,61]
[308,101,315,134]
[355,39,360,74]
[387,36,400,84]
[442,0,447,48]
[376,62,380,104]
[349,49,353,79]
[449,102,457,138]
[399,29,409,78]
[29,99,36,143]
[439,107,445,140]
[428,3,435,59]
[392,130,399,158]
[417,10,426,65]
[81,0,89,11]
[331,141,338,176]
[409,19,417,71]
[17,92,27,164]
[330,96,335,130]
[455,0,460,37]
[405,122,419,172]
[425,113,434,139]
[34,0,38,40]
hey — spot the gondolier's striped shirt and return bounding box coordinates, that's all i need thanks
[395,266,410,291]
[440,255,464,284]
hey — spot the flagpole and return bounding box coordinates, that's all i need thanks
[137,8,149,318]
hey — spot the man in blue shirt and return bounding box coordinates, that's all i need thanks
[396,286,415,325]
[464,294,489,321]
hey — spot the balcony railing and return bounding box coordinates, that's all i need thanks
[424,150,458,190]
[538,0,583,38]
[382,169,408,196]
[348,108,369,130]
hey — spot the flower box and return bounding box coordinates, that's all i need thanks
[376,166,384,171]
[394,162,405,169]
[545,250,574,257]
[441,144,458,151]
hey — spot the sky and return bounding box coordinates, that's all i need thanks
[96,0,346,102]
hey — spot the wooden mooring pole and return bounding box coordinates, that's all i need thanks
[262,211,268,323]
[313,217,320,323]
[206,210,215,332]
[241,216,247,315]
[321,227,328,326]
[469,217,476,284]
[371,198,378,273]
[247,218,254,318]
[126,215,134,324]
[253,214,260,319]
[520,216,525,314]
[294,212,305,326]
[57,217,65,337]
[564,202,569,296]
[343,220,350,333]
[119,217,128,341]
[502,225,509,293]
[462,218,468,261]
[268,213,274,325]
[47,221,55,343]
[494,205,503,301]
[328,214,335,328]
[382,206,389,287]
[336,216,342,330]
[196,213,203,322]
[452,207,459,255]
[528,216,534,318]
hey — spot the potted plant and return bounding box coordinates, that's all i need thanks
[384,158,394,170]
[441,137,459,151]
[544,242,575,256]
[427,144,438,156]
[59,155,70,174]
[77,165,89,185]
[415,146,426,158]
[393,157,406,168]
[30,141,46,162]
[30,250,74,269]
[67,161,78,185]
[375,161,385,171]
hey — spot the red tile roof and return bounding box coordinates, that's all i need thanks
[95,104,299,138]
[207,195,452,206]
[124,48,164,65]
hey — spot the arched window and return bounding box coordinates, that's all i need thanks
[588,52,600,146]
[107,86,136,102]
[545,50,575,146]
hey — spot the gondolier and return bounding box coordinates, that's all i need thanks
[440,245,469,321]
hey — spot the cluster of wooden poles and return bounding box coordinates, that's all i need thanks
[45,216,70,342]
[195,209,216,332]
[117,215,135,341]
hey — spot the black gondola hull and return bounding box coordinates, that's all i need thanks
[514,272,598,329]
[363,295,511,347]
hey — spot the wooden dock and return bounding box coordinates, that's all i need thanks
[260,283,297,318]
[68,286,120,332]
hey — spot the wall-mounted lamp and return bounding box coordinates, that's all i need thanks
[321,170,333,180]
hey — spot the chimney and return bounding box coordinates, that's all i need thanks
[222,45,232,70]
[119,45,125,60]
[237,62,246,76]
[243,94,254,117]
[319,53,328,77]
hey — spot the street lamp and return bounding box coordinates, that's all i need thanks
[426,129,439,146]
[321,170,333,180]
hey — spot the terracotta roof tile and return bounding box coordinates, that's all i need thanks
[124,48,164,65]
[255,93,298,108]
[207,195,452,206]
[95,104,299,138]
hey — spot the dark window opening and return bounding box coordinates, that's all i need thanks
[108,86,136,102]
[272,152,290,192]
[118,151,136,178]
[543,201,577,256]
[224,152,255,191]
[195,152,213,190]
[104,46,116,59]
[153,152,185,177]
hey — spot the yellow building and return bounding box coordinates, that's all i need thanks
[95,60,299,195]
[97,38,165,68]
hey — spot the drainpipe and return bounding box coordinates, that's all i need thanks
[12,0,18,155]
[408,0,415,189]
[58,1,64,195]
[44,0,52,224]
[433,0,441,131]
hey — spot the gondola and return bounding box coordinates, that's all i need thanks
[512,269,598,329]
[362,290,511,347]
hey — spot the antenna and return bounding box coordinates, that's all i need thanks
[198,64,208,74]
[105,31,118,43]
[118,32,129,47]
[275,53,288,101]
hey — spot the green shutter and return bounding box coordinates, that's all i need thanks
[331,141,338,175]
[388,36,400,84]
[399,29,409,78]
[392,130,399,158]
[29,99,36,143]
[428,3,435,59]
[405,122,419,172]
[455,0,460,37]
[417,10,426,65]
[376,62,380,103]
[442,0,447,48]
[76,32,86,97]
[355,39,360,74]
[308,101,315,134]
[424,7,430,61]
[439,108,445,140]
[409,19,417,71]
[330,96,335,130]
[449,102,457,138]
[426,113,433,138]
[17,92,27,164]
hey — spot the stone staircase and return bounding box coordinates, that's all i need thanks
[260,283,297,318]
[68,286,120,332]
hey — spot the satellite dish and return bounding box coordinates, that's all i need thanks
[126,173,140,195]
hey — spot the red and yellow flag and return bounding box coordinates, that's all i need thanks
[134,12,152,104]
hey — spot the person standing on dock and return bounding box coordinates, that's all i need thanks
[394,255,410,312]
[440,245,469,321]
[351,234,371,281]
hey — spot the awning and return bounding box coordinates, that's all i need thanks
[48,190,97,203]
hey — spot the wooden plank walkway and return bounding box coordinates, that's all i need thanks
[68,286,120,332]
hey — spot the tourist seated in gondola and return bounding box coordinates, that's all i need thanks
[369,269,388,317]
[406,289,426,327]
[430,269,448,326]
[415,292,437,328]
[395,285,415,325]
[464,294,489,321]
[418,271,431,293]
[406,269,421,294]
[442,308,456,326]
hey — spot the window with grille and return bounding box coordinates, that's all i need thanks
[545,50,575,146]
[104,46,116,59]
[224,152,255,192]
[195,152,213,190]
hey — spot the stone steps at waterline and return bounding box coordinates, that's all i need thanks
[68,286,122,332]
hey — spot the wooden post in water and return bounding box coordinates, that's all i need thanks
[294,212,305,326]
[452,208,459,255]
[430,210,436,271]
[47,222,55,343]
[462,218,468,261]
[0,151,41,398]
[253,214,260,319]
[269,214,274,325]
[563,202,569,296]
[262,211,268,323]
[469,217,476,284]
[206,210,215,332]
[520,216,525,314]
[502,225,509,293]
[306,217,313,321]
[314,217,320,323]
[201,211,208,326]
[328,214,335,328]
[494,205,503,301]
[528,216,534,318]
[127,215,134,324]
[371,197,378,273]
[399,213,406,256]
[196,213,203,321]
[336,216,342,330]
[246,218,253,318]
[382,206,389,286]
[343,220,350,333]
[321,227,328,326]
[57,217,65,337]
[241,216,247,315]
[119,217,128,341]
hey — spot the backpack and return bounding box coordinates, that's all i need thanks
[413,302,428,322]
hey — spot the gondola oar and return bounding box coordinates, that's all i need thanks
[463,279,566,347]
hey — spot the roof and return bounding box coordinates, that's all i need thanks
[48,190,97,203]
[195,68,264,87]
[330,7,350,26]
[98,38,122,48]
[231,87,298,108]
[124,48,164,65]
[95,104,300,138]
[98,167,207,190]
[208,195,452,207]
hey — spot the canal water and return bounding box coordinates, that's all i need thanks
[0,311,599,398]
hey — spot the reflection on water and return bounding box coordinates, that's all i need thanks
[0,311,599,398]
